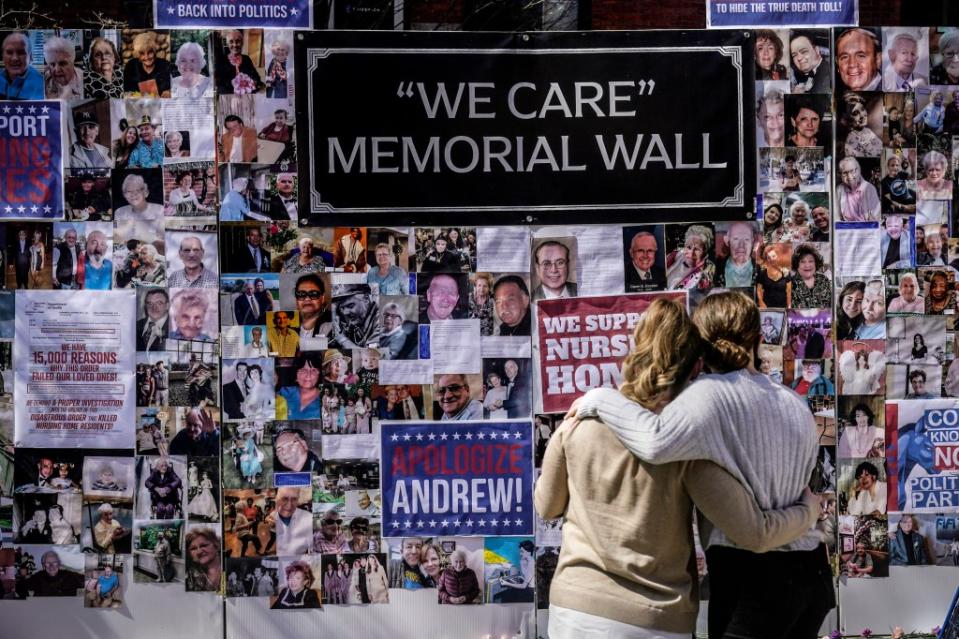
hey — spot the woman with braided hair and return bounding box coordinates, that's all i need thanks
[537,297,819,638]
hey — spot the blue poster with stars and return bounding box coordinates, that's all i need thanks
[381,420,534,538]
[0,100,62,219]
[155,0,312,29]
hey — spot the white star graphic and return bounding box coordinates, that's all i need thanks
[500,519,510,527]
[16,205,25,213]
[464,432,473,440]
[513,431,523,439]
[2,105,10,113]
[415,520,424,528]
[28,105,35,113]
[390,433,399,441]
[478,519,486,527]
[514,518,523,526]
[3,206,11,214]
[428,520,436,527]
[477,432,486,440]
[440,432,448,440]
[427,433,436,441]
[167,6,175,12]
[40,105,48,113]
[464,519,473,527]
[30,205,38,213]
[43,205,51,213]
[15,106,23,113]
[404,520,412,528]
[490,518,499,527]
[291,7,299,15]
[402,433,411,441]
[415,433,424,441]
[391,521,400,528]
[440,520,448,527]
[489,432,498,440]
[452,432,460,440]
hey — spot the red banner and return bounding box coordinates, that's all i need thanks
[536,291,686,413]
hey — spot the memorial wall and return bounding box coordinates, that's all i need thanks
[0,18,956,638]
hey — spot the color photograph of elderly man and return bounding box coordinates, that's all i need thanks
[623,226,667,292]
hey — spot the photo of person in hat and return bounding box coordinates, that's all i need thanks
[330,283,380,350]
[67,173,111,221]
[321,350,352,385]
[127,114,165,169]
[69,110,112,169]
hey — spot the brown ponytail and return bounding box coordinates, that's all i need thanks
[692,292,761,373]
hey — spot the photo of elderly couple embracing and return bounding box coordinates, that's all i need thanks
[536,291,835,639]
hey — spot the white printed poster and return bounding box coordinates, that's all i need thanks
[15,290,136,448]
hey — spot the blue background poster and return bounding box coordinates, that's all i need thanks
[381,420,533,538]
[0,100,62,219]
[155,0,312,29]
[706,0,857,28]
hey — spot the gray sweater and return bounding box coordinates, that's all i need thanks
[578,369,821,551]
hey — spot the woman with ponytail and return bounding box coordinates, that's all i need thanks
[536,298,818,639]
[570,291,834,638]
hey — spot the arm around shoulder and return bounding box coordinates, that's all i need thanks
[685,460,818,553]
[581,386,702,463]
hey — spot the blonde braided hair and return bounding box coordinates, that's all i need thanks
[619,298,703,410]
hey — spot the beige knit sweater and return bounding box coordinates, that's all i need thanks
[535,417,818,633]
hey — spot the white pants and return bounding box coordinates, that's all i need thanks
[547,605,690,639]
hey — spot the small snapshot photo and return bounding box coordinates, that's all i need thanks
[318,553,389,603]
[839,460,888,517]
[13,493,81,545]
[885,363,942,400]
[622,225,667,292]
[136,408,176,455]
[837,91,884,158]
[133,519,184,583]
[839,514,889,578]
[82,456,134,505]
[836,396,885,459]
[881,27,929,92]
[81,501,133,555]
[484,537,535,604]
[83,554,124,608]
[186,457,220,522]
[270,555,323,609]
[135,456,187,520]
[836,340,886,396]
[530,237,578,302]
[12,544,86,598]
[223,489,275,559]
[225,556,278,598]
[433,537,484,605]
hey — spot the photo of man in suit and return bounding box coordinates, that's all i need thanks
[624,228,666,292]
[12,228,30,289]
[234,280,264,325]
[266,172,297,221]
[234,227,271,273]
[137,288,169,352]
[223,361,248,421]
[531,240,577,301]
[501,358,531,418]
